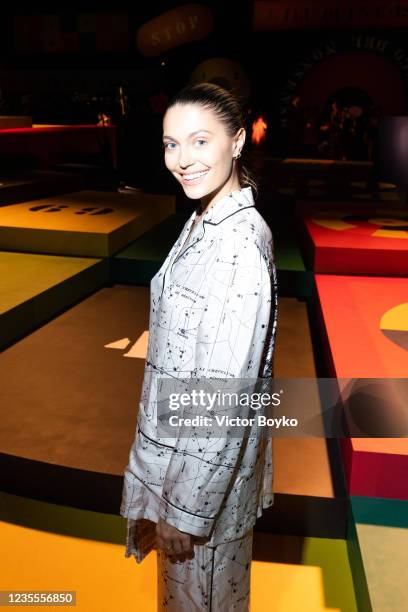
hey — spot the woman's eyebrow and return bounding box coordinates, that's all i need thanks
[162,129,213,142]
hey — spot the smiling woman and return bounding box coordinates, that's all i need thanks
[161,83,258,211]
[162,104,243,201]
[120,82,278,612]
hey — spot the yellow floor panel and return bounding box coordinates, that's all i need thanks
[1,520,157,611]
[251,560,339,611]
[0,520,338,611]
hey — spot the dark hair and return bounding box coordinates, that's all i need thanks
[164,82,259,200]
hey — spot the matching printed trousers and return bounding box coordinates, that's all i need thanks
[157,529,254,611]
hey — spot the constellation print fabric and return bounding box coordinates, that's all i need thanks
[157,529,253,611]
[120,186,278,563]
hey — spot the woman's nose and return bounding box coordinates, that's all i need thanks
[177,146,195,169]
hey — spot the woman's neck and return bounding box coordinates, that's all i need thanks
[198,177,241,216]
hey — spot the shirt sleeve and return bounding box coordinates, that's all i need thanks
[158,231,274,537]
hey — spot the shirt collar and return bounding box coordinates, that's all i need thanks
[193,186,255,225]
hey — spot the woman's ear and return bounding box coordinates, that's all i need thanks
[234,127,246,156]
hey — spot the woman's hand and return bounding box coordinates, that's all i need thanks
[156,517,195,562]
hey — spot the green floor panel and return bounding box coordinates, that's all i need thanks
[348,496,408,612]
[0,251,108,350]
[115,212,189,262]
[351,495,408,529]
[112,212,313,297]
[0,491,125,545]
[302,536,358,612]
[111,212,188,286]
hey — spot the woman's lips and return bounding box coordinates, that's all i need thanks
[180,170,209,186]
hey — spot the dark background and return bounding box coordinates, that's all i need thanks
[1,1,407,187]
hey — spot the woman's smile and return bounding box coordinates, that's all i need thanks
[180,169,209,185]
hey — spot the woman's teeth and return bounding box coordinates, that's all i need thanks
[183,170,208,181]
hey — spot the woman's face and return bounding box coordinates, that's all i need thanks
[162,102,245,201]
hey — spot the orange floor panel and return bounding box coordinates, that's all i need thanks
[316,274,408,378]
[316,274,408,499]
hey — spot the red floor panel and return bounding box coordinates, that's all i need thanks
[297,201,408,275]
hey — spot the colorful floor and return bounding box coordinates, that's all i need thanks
[1,157,407,610]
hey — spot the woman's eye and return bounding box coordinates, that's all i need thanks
[163,139,206,150]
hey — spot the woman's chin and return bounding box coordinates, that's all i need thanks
[181,182,211,199]
[183,189,206,200]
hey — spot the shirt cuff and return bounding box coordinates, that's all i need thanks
[159,495,215,537]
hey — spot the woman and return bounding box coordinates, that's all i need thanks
[120,82,278,611]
